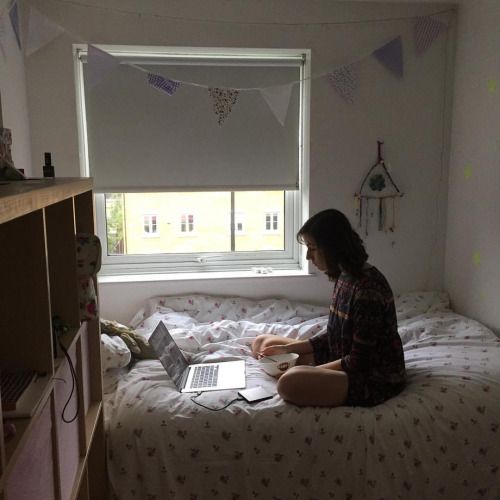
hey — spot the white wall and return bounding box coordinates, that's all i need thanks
[445,0,500,334]
[0,0,32,175]
[20,0,455,323]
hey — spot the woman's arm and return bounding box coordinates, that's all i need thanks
[259,338,313,357]
[317,359,343,371]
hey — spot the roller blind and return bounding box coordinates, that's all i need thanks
[81,50,303,192]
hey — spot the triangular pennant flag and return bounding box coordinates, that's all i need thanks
[0,16,6,61]
[414,16,447,56]
[147,73,181,96]
[327,65,357,104]
[260,83,294,126]
[86,45,120,90]
[9,2,21,50]
[24,6,64,57]
[208,87,239,126]
[373,36,403,78]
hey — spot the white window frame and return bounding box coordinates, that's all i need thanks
[264,211,280,233]
[179,212,196,236]
[143,214,159,237]
[74,45,311,276]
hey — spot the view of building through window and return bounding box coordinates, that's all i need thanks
[105,191,285,255]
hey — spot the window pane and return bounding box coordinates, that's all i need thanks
[234,192,284,251]
[104,191,285,256]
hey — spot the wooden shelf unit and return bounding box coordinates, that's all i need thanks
[0,178,105,500]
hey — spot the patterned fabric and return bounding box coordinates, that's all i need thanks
[147,73,180,96]
[75,233,101,321]
[208,87,239,125]
[310,266,406,406]
[414,16,448,56]
[327,64,357,103]
[103,292,500,500]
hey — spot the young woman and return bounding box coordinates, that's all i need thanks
[252,209,406,407]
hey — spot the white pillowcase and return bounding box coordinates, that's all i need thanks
[100,334,132,372]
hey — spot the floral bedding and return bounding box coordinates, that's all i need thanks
[103,292,500,500]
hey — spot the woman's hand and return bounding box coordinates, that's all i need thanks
[259,344,292,358]
[251,334,295,359]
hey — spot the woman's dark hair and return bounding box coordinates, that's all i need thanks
[297,209,368,279]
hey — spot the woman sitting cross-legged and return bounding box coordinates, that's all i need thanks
[252,208,406,408]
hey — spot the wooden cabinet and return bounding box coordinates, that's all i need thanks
[0,178,105,500]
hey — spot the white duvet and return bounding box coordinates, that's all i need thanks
[103,292,500,500]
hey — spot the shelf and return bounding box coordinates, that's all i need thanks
[2,378,53,476]
[54,325,85,375]
[0,178,104,500]
[85,402,102,450]
[0,178,93,225]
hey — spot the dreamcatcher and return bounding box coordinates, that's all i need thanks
[354,141,403,236]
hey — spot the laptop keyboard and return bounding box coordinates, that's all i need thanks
[190,364,219,389]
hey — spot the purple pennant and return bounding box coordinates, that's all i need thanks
[9,2,21,49]
[414,16,448,56]
[147,73,181,96]
[373,36,403,78]
[327,65,357,104]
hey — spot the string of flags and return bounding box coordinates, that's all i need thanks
[0,1,449,126]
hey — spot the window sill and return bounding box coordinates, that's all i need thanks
[98,268,312,284]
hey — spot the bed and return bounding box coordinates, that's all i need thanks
[102,291,500,499]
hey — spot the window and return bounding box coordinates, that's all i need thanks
[234,211,245,235]
[180,213,195,234]
[75,46,310,275]
[143,214,158,236]
[265,212,279,232]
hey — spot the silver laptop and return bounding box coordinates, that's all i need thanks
[149,321,246,393]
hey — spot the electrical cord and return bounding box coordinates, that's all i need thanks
[58,341,80,423]
[190,392,244,411]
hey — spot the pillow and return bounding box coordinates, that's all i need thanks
[395,291,450,321]
[100,334,131,372]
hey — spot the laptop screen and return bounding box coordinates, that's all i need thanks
[149,322,190,390]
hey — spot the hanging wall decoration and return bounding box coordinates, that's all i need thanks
[354,141,403,236]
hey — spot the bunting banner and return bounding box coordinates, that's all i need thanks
[2,4,450,123]
[86,45,120,90]
[327,64,358,104]
[8,2,21,50]
[208,87,239,126]
[0,16,6,60]
[24,6,64,56]
[260,83,294,126]
[414,16,447,56]
[373,36,403,78]
[147,73,181,96]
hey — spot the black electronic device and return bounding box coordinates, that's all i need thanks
[238,386,274,403]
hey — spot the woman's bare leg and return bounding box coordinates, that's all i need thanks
[277,365,348,407]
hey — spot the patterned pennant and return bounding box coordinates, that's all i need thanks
[86,45,120,90]
[147,73,181,96]
[373,36,403,78]
[208,87,239,126]
[9,2,21,50]
[327,65,357,104]
[260,83,294,126]
[414,16,447,56]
